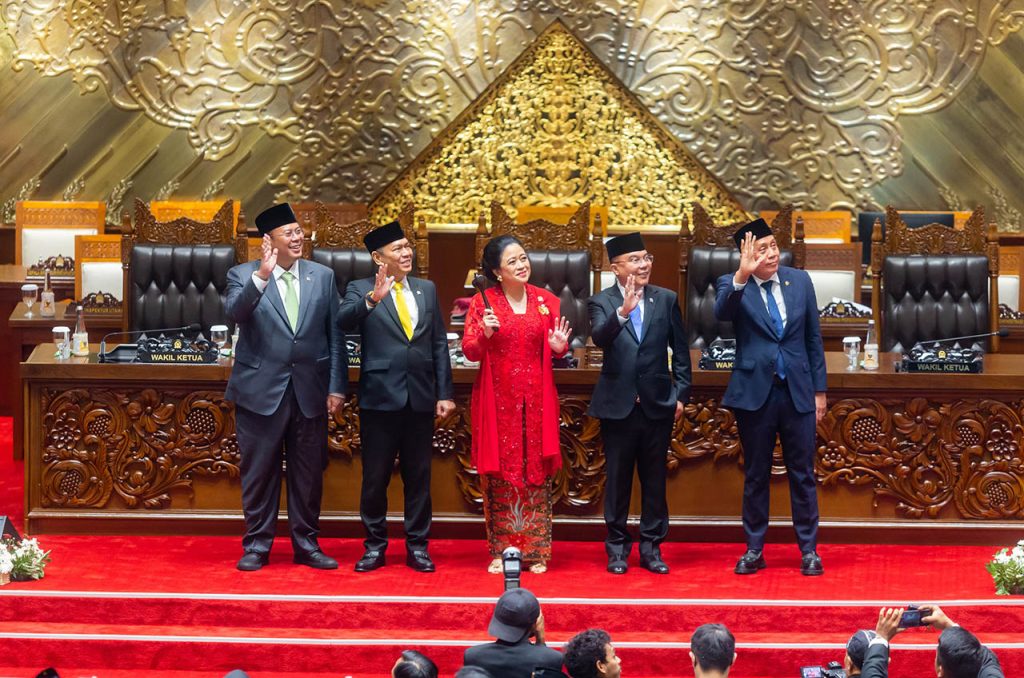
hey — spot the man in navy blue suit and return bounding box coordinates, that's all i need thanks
[714,218,827,576]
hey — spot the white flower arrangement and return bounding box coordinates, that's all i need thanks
[0,537,51,583]
[986,539,1024,595]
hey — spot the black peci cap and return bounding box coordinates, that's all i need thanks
[605,232,646,260]
[363,220,405,253]
[732,218,773,249]
[254,203,298,236]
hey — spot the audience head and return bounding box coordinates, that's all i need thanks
[481,234,529,285]
[392,650,438,678]
[936,626,984,678]
[455,667,494,678]
[564,628,621,678]
[690,623,736,676]
[487,587,542,643]
[843,629,877,675]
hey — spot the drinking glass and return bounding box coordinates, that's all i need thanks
[210,325,229,361]
[52,326,70,360]
[21,284,38,318]
[842,336,861,371]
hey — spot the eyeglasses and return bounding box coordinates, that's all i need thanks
[619,254,654,265]
[277,228,304,239]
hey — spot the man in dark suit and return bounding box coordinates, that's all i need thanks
[224,203,346,571]
[588,232,691,575]
[338,220,454,573]
[714,218,827,576]
[463,588,563,678]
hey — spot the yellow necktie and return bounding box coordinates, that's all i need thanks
[393,281,414,340]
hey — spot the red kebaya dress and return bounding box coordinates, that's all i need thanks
[463,284,563,563]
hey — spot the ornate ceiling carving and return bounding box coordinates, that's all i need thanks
[2,1,1024,222]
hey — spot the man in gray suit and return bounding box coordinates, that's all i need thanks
[339,220,454,573]
[225,203,347,571]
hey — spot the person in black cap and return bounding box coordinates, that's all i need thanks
[714,218,827,576]
[587,231,691,575]
[463,588,563,678]
[338,220,454,573]
[224,202,346,572]
[844,629,879,676]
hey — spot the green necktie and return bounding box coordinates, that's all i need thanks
[281,270,299,331]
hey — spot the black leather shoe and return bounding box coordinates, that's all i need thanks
[639,550,670,574]
[293,549,338,570]
[406,551,435,572]
[355,550,386,572]
[735,549,766,575]
[607,553,628,574]
[801,551,823,576]
[236,551,268,571]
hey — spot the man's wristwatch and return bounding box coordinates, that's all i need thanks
[365,291,379,306]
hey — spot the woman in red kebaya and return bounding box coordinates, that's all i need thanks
[463,235,572,573]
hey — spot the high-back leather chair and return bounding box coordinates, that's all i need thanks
[475,202,601,350]
[122,199,244,334]
[872,205,999,353]
[310,202,426,298]
[679,203,804,348]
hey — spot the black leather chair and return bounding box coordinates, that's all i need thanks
[477,202,602,350]
[123,199,244,334]
[871,205,999,353]
[858,210,956,270]
[679,203,803,349]
[311,202,425,298]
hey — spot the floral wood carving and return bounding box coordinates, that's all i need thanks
[129,198,236,247]
[817,397,1024,519]
[882,205,996,260]
[40,388,240,510]
[688,203,793,250]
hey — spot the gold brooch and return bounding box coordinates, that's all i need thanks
[537,296,550,315]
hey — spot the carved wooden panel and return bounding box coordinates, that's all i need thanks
[881,205,996,262]
[818,397,1024,519]
[128,198,236,249]
[688,203,793,250]
[40,388,240,510]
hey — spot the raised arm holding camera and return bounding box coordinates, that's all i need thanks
[859,605,1004,678]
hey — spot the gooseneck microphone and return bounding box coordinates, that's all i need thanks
[916,328,1009,346]
[99,323,202,359]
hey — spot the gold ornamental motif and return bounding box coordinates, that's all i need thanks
[372,23,745,226]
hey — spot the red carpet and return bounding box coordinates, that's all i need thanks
[2,418,1023,677]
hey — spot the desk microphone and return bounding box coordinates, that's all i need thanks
[99,323,202,359]
[471,274,497,333]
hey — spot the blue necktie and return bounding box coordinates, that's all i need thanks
[762,280,786,380]
[629,304,643,341]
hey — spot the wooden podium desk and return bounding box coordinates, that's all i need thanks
[20,347,1024,542]
[8,301,120,460]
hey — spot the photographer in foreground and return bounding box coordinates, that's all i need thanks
[860,605,1003,678]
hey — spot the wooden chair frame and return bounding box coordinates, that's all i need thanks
[15,201,106,273]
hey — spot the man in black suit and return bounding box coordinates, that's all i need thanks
[588,232,691,575]
[339,220,454,573]
[463,588,563,678]
[224,203,347,572]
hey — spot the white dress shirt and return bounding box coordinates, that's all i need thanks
[390,277,419,330]
[252,259,301,305]
[734,272,787,327]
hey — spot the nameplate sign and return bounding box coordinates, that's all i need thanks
[698,357,734,371]
[136,335,219,364]
[900,360,983,374]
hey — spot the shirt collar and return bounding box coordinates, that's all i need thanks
[272,260,299,280]
[751,271,780,288]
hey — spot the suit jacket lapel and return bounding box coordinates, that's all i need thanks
[410,277,428,339]
[640,287,656,343]
[778,268,796,338]
[293,260,314,335]
[744,279,777,338]
[380,286,406,340]
[264,269,292,332]
[609,285,639,343]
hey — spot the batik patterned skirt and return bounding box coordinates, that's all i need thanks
[482,475,553,564]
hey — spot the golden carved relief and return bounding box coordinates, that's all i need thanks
[372,24,746,226]
[8,4,1023,222]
